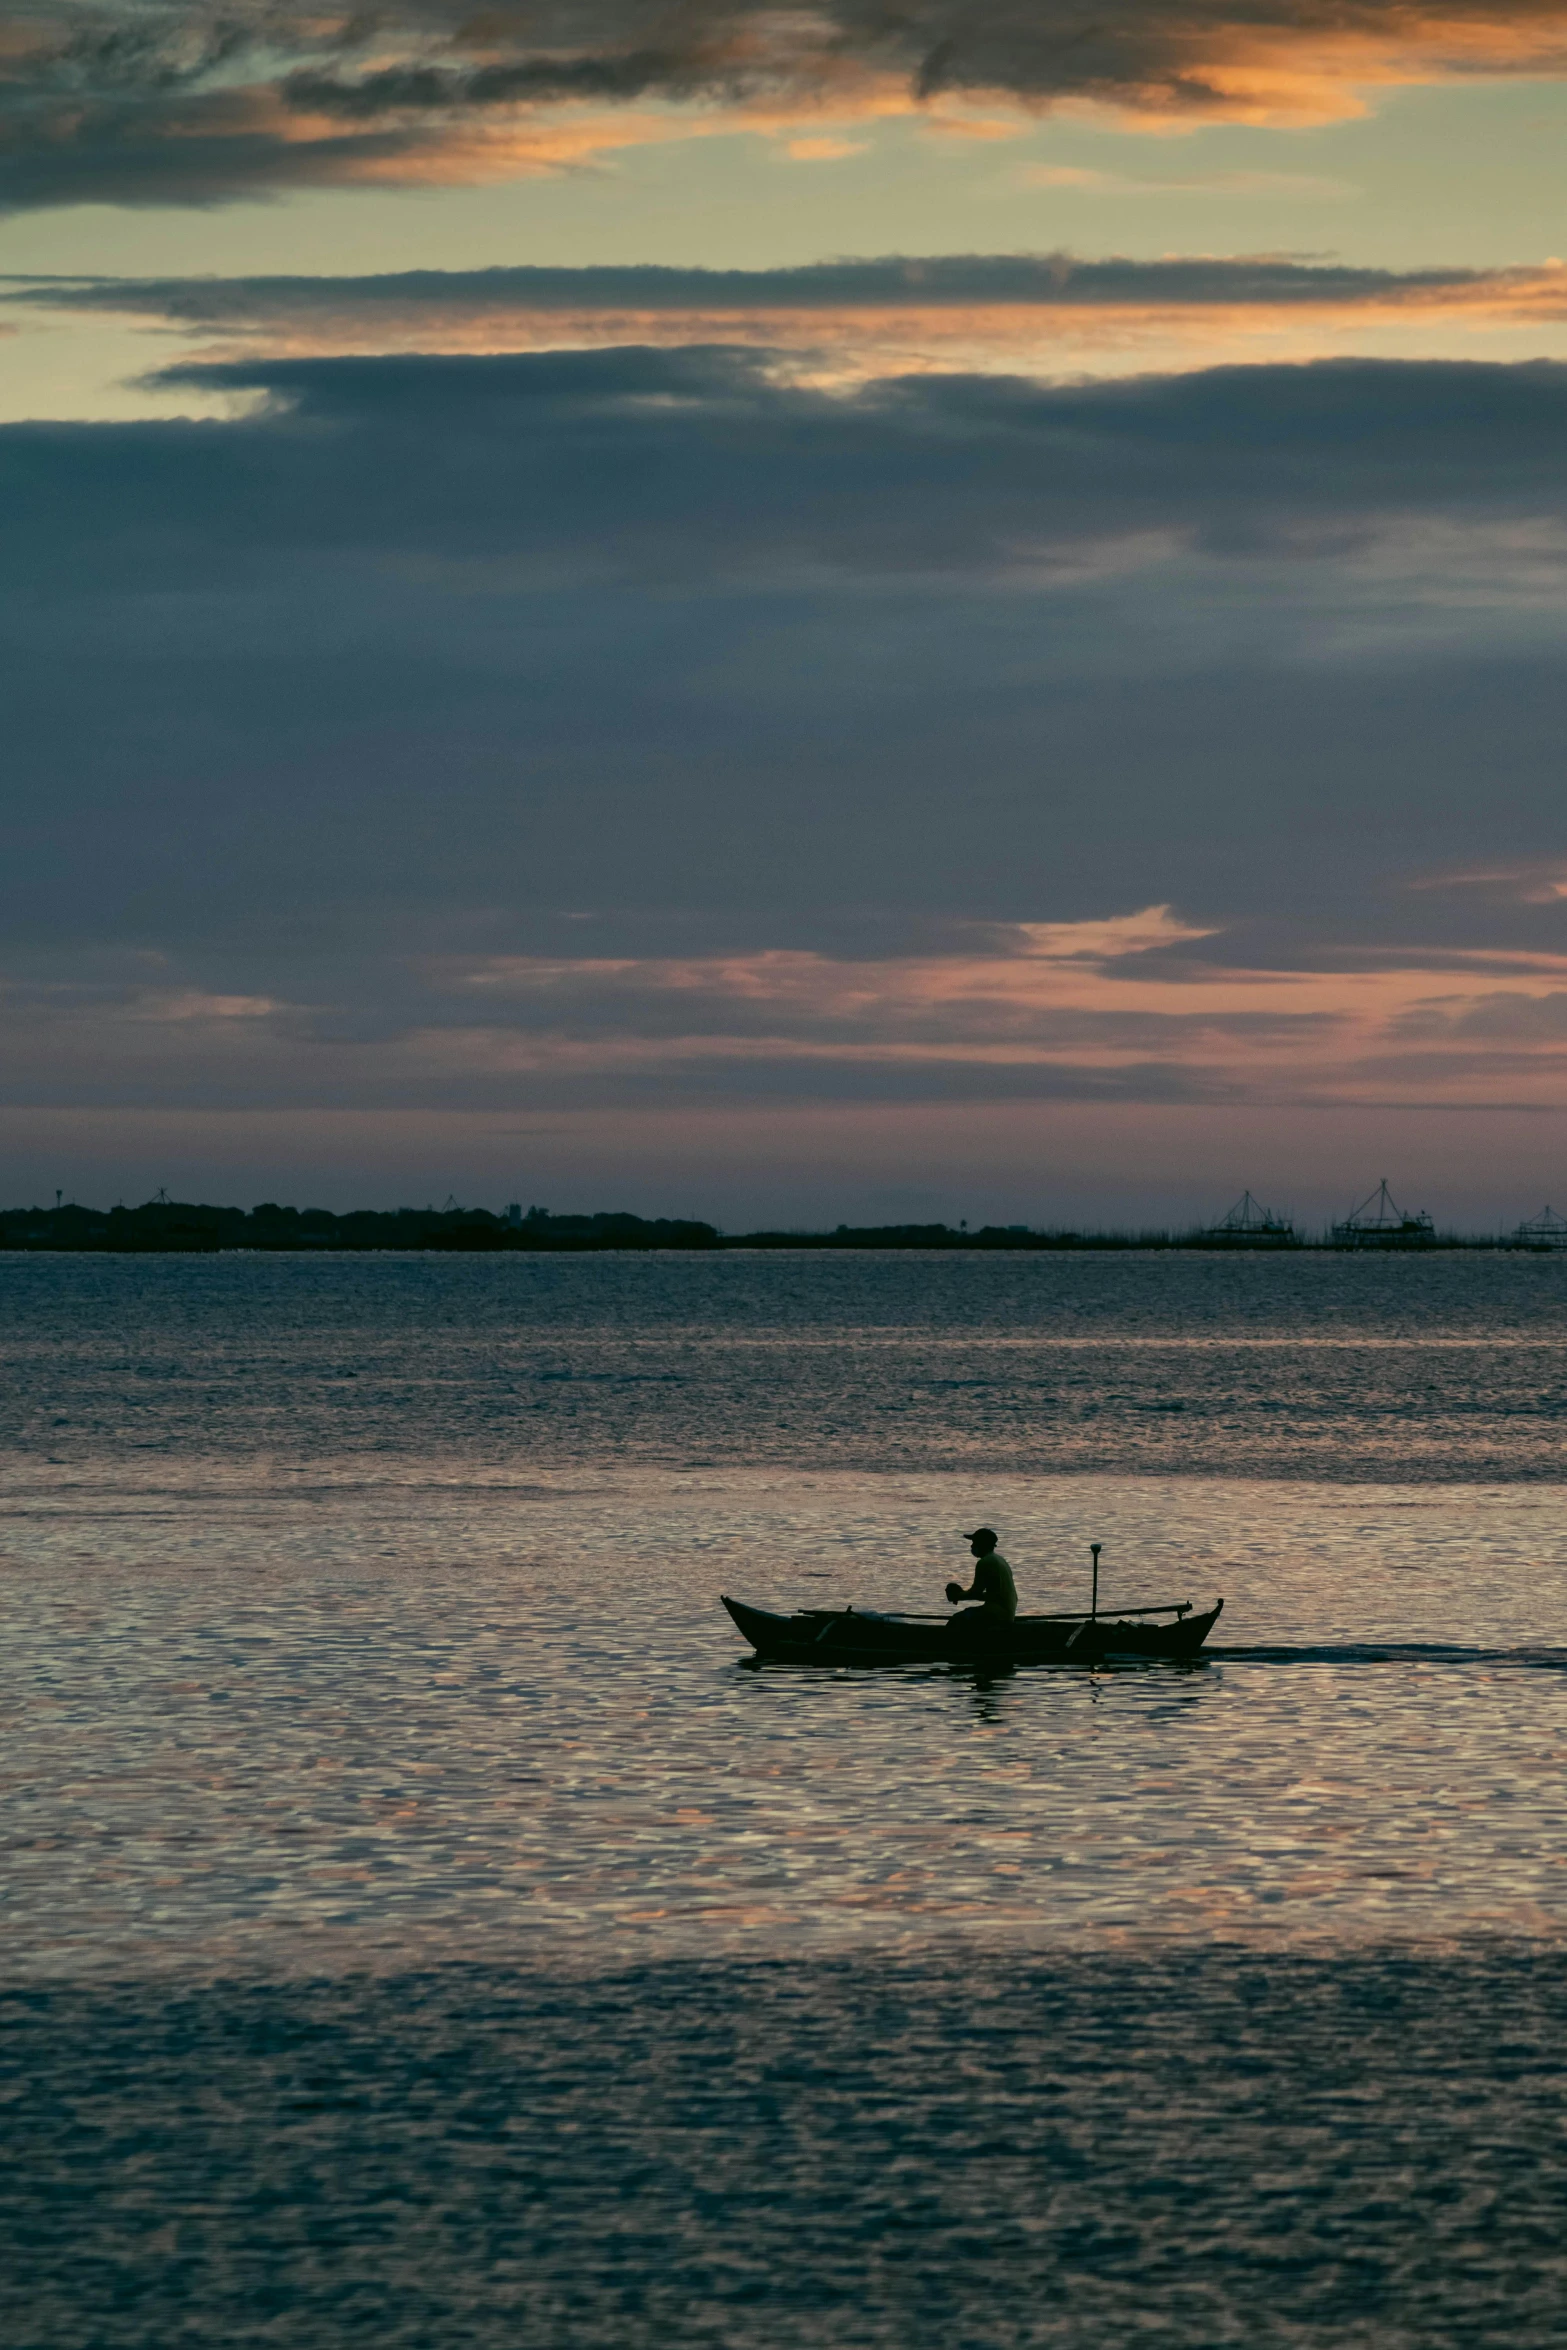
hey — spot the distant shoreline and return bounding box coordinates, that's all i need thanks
[2,1202,1563,1254]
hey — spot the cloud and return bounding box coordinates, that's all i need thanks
[781,134,867,159]
[14,344,1567,731]
[19,255,1567,387]
[1393,983,1567,1039]
[74,345,1567,596]
[1019,166,1355,196]
[9,915,1567,1117]
[4,340,1567,1144]
[22,253,1556,325]
[1412,863,1567,904]
[406,919,1567,1110]
[11,1,1567,212]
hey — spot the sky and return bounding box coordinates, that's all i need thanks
[7,5,1567,1228]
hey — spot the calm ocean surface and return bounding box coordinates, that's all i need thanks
[5,1252,1567,2345]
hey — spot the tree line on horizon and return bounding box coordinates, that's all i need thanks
[0,1198,1560,1252]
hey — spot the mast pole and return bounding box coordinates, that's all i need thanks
[1090,1542,1101,1621]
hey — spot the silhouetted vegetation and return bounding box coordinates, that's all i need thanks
[734,1223,1175,1250]
[0,1201,719,1253]
[0,1201,1549,1251]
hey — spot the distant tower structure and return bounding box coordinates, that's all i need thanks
[1515,1205,1567,1248]
[1198,1190,1296,1247]
[506,1203,523,1227]
[1331,1179,1435,1248]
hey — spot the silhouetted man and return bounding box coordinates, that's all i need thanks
[945,1527,1018,1645]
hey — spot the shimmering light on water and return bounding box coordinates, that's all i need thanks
[5,1468,1567,1974]
[7,1247,1567,1480]
[5,1254,1567,2344]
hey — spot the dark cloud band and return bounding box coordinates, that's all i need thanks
[36,345,1567,583]
[9,253,1530,328]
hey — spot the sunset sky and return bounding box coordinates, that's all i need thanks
[8,2,1567,1227]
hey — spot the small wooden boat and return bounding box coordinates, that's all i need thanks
[722,1593,1223,1668]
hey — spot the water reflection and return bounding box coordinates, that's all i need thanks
[6,1248,1567,1482]
[4,1463,1567,1977]
[6,1258,1567,2342]
[4,1259,1567,1976]
[959,1668,1014,1724]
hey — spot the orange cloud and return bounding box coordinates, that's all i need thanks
[11,911,1567,1119]
[427,913,1567,1108]
[18,2,1567,212]
[782,134,869,159]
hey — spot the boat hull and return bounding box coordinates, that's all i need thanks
[722,1594,1223,1667]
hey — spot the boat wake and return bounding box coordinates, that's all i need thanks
[1213,1641,1567,1671]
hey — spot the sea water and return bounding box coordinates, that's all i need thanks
[4,1252,1567,2345]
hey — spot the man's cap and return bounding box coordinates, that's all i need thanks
[964,1527,998,1546]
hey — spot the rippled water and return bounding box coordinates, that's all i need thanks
[9,1246,1567,1479]
[11,1951,1567,2350]
[5,1252,1567,2344]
